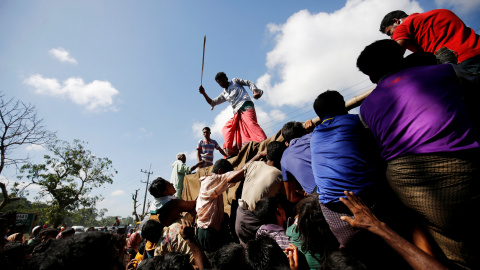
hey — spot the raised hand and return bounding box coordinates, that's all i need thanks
[339,191,384,233]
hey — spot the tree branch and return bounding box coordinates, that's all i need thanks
[0,181,21,210]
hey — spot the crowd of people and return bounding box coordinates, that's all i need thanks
[1,8,480,270]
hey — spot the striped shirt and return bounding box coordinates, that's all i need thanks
[256,224,290,250]
[197,139,220,166]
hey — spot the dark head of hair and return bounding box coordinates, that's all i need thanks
[295,195,338,259]
[0,217,7,232]
[141,220,164,244]
[26,228,59,256]
[117,227,126,235]
[34,231,124,270]
[38,228,59,240]
[356,39,404,83]
[254,197,279,225]
[114,233,127,251]
[60,228,75,238]
[138,239,146,254]
[3,241,27,260]
[320,251,367,270]
[313,90,347,120]
[149,177,169,198]
[139,252,193,270]
[162,252,194,270]
[379,10,408,33]
[402,52,437,68]
[266,141,286,169]
[245,235,289,270]
[126,247,137,256]
[212,159,234,174]
[282,121,307,144]
[202,126,211,132]
[1,211,17,223]
[210,242,246,270]
[215,72,228,81]
[137,256,164,270]
[2,241,28,270]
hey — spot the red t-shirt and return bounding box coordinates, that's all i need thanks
[392,9,480,63]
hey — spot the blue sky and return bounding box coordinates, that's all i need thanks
[1,0,479,219]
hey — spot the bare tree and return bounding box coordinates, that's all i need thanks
[132,188,152,222]
[0,92,53,173]
[0,92,53,210]
[143,200,151,219]
[0,181,20,210]
[132,189,141,222]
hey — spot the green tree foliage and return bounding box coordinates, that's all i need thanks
[16,139,117,227]
[121,216,135,226]
[65,207,108,227]
[0,194,50,226]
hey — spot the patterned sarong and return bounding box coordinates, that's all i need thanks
[387,152,480,269]
[320,203,362,248]
[222,107,267,156]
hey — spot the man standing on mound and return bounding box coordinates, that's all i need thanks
[199,72,267,157]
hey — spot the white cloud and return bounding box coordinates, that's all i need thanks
[138,128,153,138]
[24,74,120,111]
[435,0,480,15]
[25,144,45,151]
[184,150,198,163]
[49,47,78,64]
[192,121,207,139]
[258,0,422,108]
[255,107,287,136]
[111,190,125,196]
[210,107,234,139]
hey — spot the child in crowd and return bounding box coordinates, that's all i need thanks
[254,196,289,250]
[147,177,196,227]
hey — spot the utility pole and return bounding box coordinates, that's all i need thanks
[140,164,153,217]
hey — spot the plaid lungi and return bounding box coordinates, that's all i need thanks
[387,152,480,269]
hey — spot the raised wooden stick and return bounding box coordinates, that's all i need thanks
[201,35,206,86]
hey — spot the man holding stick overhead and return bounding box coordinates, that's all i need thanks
[199,72,267,157]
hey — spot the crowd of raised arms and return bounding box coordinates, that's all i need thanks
[2,8,480,270]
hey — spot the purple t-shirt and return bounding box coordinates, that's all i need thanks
[360,64,478,161]
[280,133,317,194]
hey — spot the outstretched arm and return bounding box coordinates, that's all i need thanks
[157,199,196,227]
[216,147,228,158]
[199,86,226,110]
[199,85,213,105]
[225,169,245,184]
[233,78,263,99]
[339,191,447,270]
[247,149,267,163]
[180,219,211,270]
[191,160,205,171]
